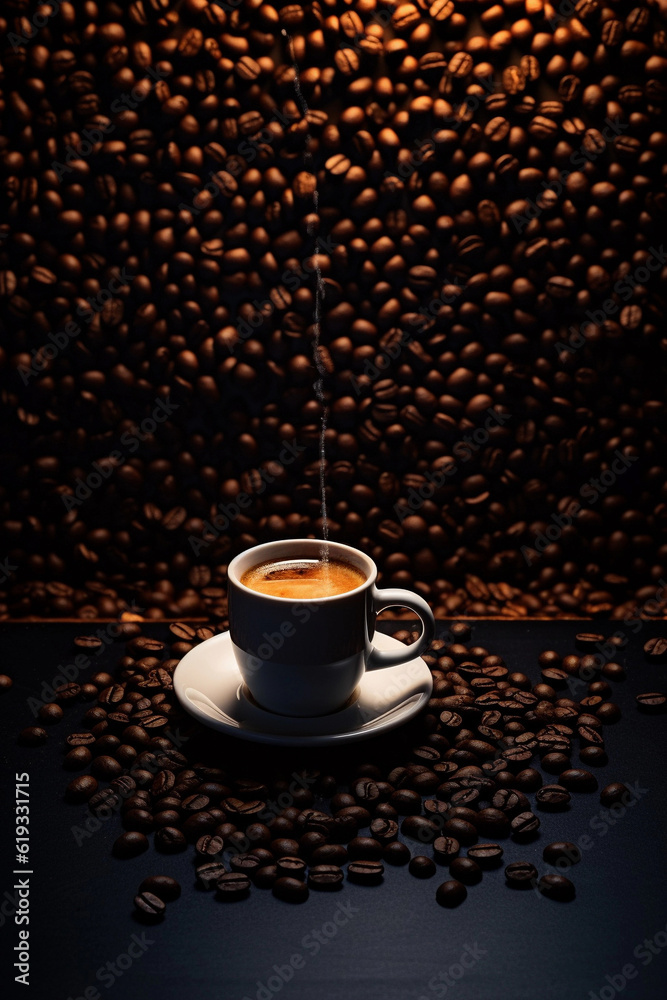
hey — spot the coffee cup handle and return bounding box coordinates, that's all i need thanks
[366,587,436,670]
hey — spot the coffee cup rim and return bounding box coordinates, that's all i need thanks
[227,539,376,603]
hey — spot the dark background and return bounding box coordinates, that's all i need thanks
[2,620,666,1000]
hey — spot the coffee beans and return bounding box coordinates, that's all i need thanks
[559,769,598,793]
[308,866,344,891]
[600,783,631,807]
[383,842,411,866]
[196,862,227,890]
[543,843,582,868]
[435,880,467,907]
[644,638,667,661]
[449,857,482,885]
[276,856,307,879]
[347,861,384,885]
[535,785,571,811]
[636,693,666,713]
[17,617,660,924]
[505,862,538,887]
[18,727,48,746]
[273,877,309,902]
[134,890,165,920]
[409,856,437,879]
[217,873,251,900]
[433,837,460,864]
[0,0,664,627]
[113,832,149,859]
[155,827,187,853]
[510,812,541,840]
[65,775,98,803]
[537,874,576,901]
[138,876,181,902]
[467,844,503,869]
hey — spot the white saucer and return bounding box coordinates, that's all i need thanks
[173,631,433,747]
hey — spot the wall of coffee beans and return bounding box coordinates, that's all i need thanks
[1,0,667,621]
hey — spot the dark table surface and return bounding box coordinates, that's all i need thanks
[1,620,666,1000]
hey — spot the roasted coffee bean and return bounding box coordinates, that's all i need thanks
[541,753,571,775]
[348,837,383,860]
[38,703,64,725]
[435,880,467,907]
[603,663,626,682]
[559,769,598,792]
[229,853,263,876]
[510,812,540,840]
[138,876,181,902]
[308,865,344,891]
[467,844,503,869]
[18,726,48,746]
[272,877,309,902]
[370,818,399,844]
[492,789,529,815]
[537,874,575,901]
[474,809,510,837]
[536,785,571,811]
[644,638,667,661]
[311,844,349,866]
[64,747,93,770]
[597,703,621,724]
[578,724,604,746]
[216,873,251,899]
[441,819,478,846]
[155,827,187,853]
[65,775,98,803]
[347,861,384,885]
[449,857,482,885]
[113,832,149,859]
[579,746,608,767]
[575,633,605,650]
[433,837,460,864]
[91,755,123,780]
[409,856,437,879]
[401,815,441,843]
[254,866,278,889]
[276,856,307,879]
[600,783,631,807]
[505,861,538,887]
[636,692,666,713]
[543,842,582,868]
[134,891,166,920]
[513,769,543,792]
[196,835,224,858]
[383,841,411,866]
[196,862,227,889]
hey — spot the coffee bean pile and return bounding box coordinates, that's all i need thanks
[1,1,667,621]
[18,621,663,909]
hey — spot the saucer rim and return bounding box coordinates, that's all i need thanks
[173,631,433,746]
